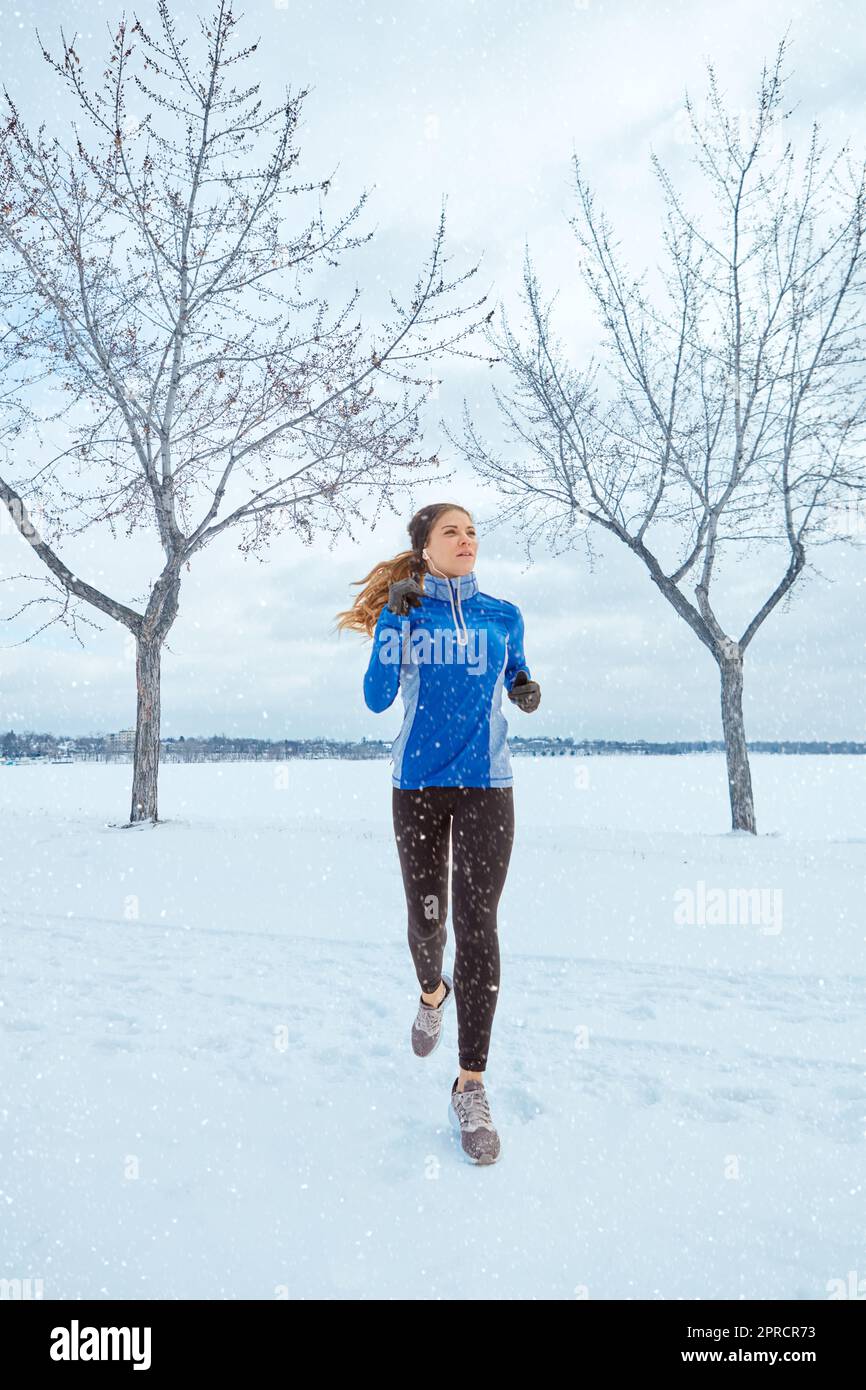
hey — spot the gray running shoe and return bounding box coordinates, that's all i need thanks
[449,1076,501,1165]
[411,972,454,1057]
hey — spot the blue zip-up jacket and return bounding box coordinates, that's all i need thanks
[363,569,531,789]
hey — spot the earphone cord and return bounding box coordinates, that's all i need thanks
[421,550,469,647]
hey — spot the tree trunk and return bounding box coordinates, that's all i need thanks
[718,651,756,833]
[130,633,162,824]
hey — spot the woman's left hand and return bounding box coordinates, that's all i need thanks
[507,671,541,713]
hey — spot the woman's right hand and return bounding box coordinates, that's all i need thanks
[387,577,424,616]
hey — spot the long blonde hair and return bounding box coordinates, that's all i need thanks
[334,502,473,639]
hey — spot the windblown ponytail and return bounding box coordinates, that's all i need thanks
[333,501,472,639]
[333,548,423,639]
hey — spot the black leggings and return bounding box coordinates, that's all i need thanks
[391,785,515,1072]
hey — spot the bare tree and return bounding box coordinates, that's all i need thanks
[449,35,866,833]
[0,0,490,824]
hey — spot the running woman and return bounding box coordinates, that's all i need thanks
[335,502,541,1164]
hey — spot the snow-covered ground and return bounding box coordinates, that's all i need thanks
[1,754,864,1300]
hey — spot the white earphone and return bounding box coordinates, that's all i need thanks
[422,547,466,576]
[421,547,468,645]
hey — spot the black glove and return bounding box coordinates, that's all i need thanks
[387,576,424,616]
[507,670,541,713]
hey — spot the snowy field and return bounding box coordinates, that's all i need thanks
[1,754,865,1301]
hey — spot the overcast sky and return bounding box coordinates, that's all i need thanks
[1,0,865,743]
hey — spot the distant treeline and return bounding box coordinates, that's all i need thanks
[2,730,865,762]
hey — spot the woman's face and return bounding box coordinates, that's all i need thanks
[425,509,478,579]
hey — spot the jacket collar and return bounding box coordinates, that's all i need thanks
[422,570,478,602]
